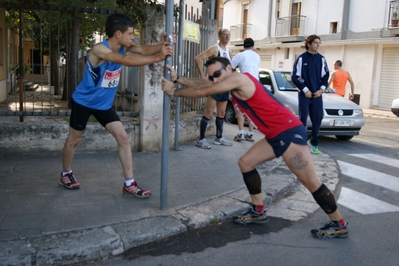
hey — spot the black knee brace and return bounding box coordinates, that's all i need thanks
[215,117,224,138]
[200,116,209,139]
[242,169,262,195]
[312,184,337,214]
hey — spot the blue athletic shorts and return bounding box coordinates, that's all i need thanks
[266,125,308,158]
[211,92,229,102]
[70,98,120,131]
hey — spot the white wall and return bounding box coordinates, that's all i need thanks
[339,44,376,107]
[291,0,389,36]
[316,0,344,34]
[279,0,291,17]
[348,0,387,32]
[247,1,271,40]
[222,1,242,33]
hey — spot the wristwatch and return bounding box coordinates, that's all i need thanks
[173,76,179,83]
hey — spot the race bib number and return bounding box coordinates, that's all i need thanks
[101,68,121,88]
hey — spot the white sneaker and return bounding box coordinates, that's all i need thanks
[213,137,232,146]
[244,133,255,142]
[234,134,245,142]
[196,138,211,149]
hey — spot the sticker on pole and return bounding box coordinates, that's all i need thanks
[183,20,200,43]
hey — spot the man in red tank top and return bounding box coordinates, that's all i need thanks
[328,60,355,100]
[162,57,349,239]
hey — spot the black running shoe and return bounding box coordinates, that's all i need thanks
[311,221,348,239]
[233,209,269,225]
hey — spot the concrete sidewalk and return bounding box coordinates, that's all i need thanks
[0,108,394,265]
[362,108,397,119]
[0,123,341,265]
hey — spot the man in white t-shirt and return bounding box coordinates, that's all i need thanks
[230,38,261,142]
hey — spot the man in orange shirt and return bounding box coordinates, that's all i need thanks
[328,60,355,100]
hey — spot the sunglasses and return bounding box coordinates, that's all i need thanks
[208,66,226,81]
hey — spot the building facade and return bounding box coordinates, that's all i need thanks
[222,0,399,109]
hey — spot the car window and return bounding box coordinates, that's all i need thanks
[259,71,274,91]
[273,72,297,91]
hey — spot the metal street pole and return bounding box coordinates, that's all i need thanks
[160,0,174,210]
[173,0,185,151]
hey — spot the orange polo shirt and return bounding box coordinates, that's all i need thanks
[331,70,349,96]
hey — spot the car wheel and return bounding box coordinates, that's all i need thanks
[335,135,354,141]
[225,102,237,124]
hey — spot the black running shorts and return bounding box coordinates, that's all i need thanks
[69,98,121,131]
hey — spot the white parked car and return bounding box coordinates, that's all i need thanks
[391,98,399,117]
[225,69,366,141]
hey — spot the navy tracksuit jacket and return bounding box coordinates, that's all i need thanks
[292,51,329,146]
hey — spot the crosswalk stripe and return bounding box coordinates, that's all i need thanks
[338,160,399,193]
[349,153,399,169]
[338,187,399,214]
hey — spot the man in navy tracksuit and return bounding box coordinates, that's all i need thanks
[292,35,329,154]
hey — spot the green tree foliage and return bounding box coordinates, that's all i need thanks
[116,0,162,26]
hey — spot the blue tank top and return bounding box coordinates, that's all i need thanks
[72,40,124,110]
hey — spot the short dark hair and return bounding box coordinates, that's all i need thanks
[334,60,343,67]
[105,13,134,38]
[205,57,231,68]
[305,34,321,50]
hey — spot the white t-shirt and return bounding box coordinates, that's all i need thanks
[230,49,261,80]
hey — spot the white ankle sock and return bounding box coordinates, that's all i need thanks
[62,170,72,176]
[124,178,135,186]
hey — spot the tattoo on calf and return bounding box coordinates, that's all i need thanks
[288,152,308,170]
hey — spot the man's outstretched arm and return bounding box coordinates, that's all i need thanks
[165,65,212,87]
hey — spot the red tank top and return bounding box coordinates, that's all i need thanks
[231,73,302,139]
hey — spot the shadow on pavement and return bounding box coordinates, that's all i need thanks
[123,217,293,261]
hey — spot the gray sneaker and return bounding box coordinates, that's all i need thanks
[234,209,269,225]
[213,137,232,146]
[244,133,255,142]
[196,138,211,149]
[234,134,245,142]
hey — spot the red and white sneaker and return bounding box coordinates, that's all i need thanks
[123,181,151,199]
[59,172,80,189]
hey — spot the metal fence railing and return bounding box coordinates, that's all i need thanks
[275,15,306,37]
[230,23,253,41]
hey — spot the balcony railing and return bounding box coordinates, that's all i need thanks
[230,23,253,41]
[275,15,306,37]
[388,0,399,29]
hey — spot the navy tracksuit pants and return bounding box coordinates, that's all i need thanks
[298,93,323,146]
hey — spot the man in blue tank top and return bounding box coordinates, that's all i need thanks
[60,13,173,199]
